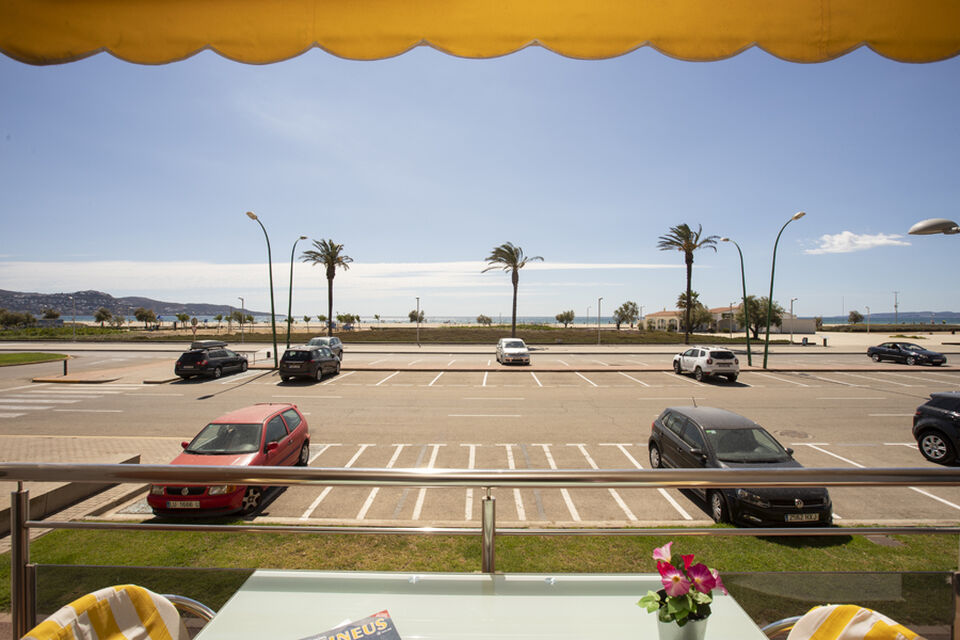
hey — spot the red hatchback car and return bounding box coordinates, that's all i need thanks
[148,403,310,516]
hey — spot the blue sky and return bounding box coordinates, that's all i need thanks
[1,45,958,320]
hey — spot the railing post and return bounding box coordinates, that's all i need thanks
[481,487,495,573]
[11,485,32,638]
[952,572,960,640]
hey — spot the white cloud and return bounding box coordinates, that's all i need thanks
[804,231,910,255]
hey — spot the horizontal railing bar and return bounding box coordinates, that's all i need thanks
[4,462,960,488]
[24,520,960,537]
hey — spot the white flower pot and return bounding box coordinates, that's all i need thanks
[657,616,708,640]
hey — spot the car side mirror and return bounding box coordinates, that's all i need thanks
[181,441,189,449]
[786,447,794,456]
[266,442,279,453]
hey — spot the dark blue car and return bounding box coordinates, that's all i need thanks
[867,342,946,366]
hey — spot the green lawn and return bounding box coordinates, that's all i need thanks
[2,528,957,626]
[0,352,67,366]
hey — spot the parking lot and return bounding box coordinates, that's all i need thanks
[3,342,959,528]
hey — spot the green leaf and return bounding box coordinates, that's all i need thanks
[638,591,662,613]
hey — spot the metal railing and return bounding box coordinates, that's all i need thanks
[5,462,960,638]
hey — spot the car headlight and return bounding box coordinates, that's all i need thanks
[735,489,770,508]
[150,485,165,495]
[207,485,238,495]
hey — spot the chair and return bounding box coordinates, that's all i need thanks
[762,604,924,640]
[22,584,216,640]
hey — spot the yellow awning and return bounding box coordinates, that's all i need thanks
[2,0,959,66]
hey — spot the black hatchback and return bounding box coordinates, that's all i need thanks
[913,391,960,465]
[175,341,248,380]
[279,345,341,382]
[648,406,832,526]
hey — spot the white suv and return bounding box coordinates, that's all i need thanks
[672,346,739,382]
[496,338,530,365]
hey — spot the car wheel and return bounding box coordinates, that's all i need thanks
[213,367,222,379]
[673,361,682,374]
[906,356,917,366]
[241,361,248,372]
[240,487,263,514]
[709,491,729,523]
[297,443,310,466]
[334,360,341,375]
[871,354,881,362]
[726,374,738,383]
[648,444,662,469]
[694,367,704,382]
[315,368,324,382]
[918,430,956,465]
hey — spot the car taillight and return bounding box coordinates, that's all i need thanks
[735,358,739,364]
[199,359,208,366]
[651,421,656,432]
[706,358,713,364]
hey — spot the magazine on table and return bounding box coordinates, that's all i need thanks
[298,610,402,640]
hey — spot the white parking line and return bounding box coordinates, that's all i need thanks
[27,390,111,395]
[464,397,525,400]
[843,373,916,387]
[816,396,886,400]
[557,360,570,367]
[307,443,340,464]
[803,374,862,387]
[884,442,917,448]
[368,357,392,365]
[0,413,25,418]
[532,444,580,521]
[912,372,960,384]
[569,444,637,521]
[356,444,407,520]
[374,371,400,386]
[800,443,960,512]
[868,414,914,417]
[321,370,355,385]
[626,359,650,366]
[661,372,706,387]
[0,405,53,411]
[412,444,444,520]
[530,372,543,387]
[461,444,479,521]
[427,372,444,387]
[748,372,811,387]
[575,372,599,387]
[302,444,372,519]
[497,444,526,520]
[592,360,610,367]
[482,372,489,387]
[0,397,81,404]
[53,409,122,413]
[618,372,651,387]
[601,443,691,520]
[450,414,522,418]
[448,359,457,366]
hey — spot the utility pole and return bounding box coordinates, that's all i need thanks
[893,291,899,325]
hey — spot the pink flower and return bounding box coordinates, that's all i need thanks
[682,554,695,571]
[652,542,673,564]
[658,563,691,597]
[710,569,728,595]
[687,563,716,594]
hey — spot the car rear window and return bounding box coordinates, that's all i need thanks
[283,350,312,362]
[282,409,302,431]
[926,397,960,412]
[179,352,204,363]
[710,350,735,359]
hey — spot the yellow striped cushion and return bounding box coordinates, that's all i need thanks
[786,604,924,640]
[23,585,181,640]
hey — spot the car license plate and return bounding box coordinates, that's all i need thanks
[181,365,193,369]
[785,513,819,522]
[166,501,200,509]
[288,364,300,369]
[718,363,730,367]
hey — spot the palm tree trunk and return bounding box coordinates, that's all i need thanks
[684,259,693,345]
[327,276,334,337]
[511,270,519,337]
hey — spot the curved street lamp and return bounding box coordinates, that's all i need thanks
[720,237,751,366]
[246,211,279,368]
[908,218,960,235]
[763,211,806,369]
[286,235,308,349]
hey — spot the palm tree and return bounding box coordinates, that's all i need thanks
[301,239,353,337]
[482,242,543,337]
[657,224,719,345]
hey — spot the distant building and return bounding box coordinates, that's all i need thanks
[646,310,682,331]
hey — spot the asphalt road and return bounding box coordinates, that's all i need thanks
[2,345,960,527]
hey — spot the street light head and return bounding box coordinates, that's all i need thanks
[299,235,308,240]
[720,237,730,242]
[792,211,806,221]
[245,211,258,221]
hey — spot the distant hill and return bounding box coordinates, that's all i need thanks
[0,289,266,317]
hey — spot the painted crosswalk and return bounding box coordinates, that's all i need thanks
[0,383,143,418]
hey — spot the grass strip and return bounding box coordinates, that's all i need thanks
[0,352,67,366]
[1,529,957,624]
